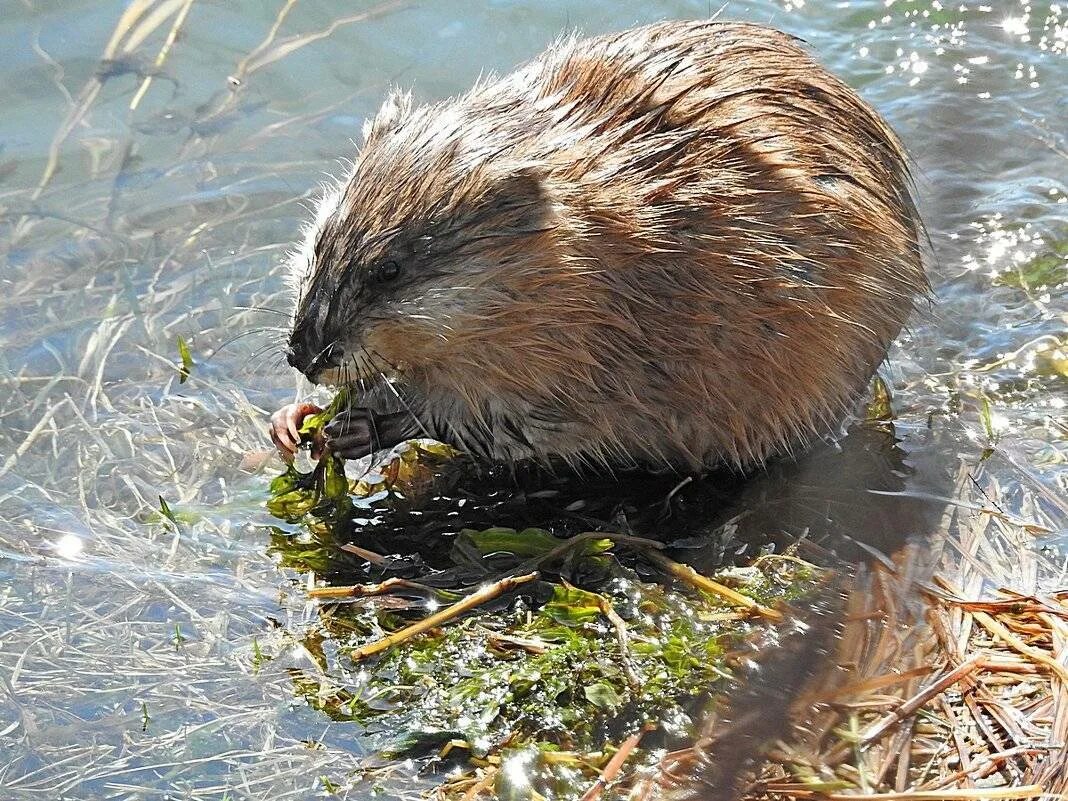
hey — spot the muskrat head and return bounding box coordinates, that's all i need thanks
[285,90,552,389]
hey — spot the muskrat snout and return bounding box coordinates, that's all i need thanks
[286,339,343,385]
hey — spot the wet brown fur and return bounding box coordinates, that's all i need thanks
[290,20,928,471]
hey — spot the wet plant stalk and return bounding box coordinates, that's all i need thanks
[645,550,783,621]
[578,725,653,801]
[346,572,539,661]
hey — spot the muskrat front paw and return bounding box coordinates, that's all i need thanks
[323,408,418,460]
[322,407,381,460]
[269,402,324,461]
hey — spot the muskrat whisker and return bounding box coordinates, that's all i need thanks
[363,347,432,440]
[366,347,401,374]
[232,305,292,317]
[205,328,284,362]
[349,354,366,395]
[246,342,285,364]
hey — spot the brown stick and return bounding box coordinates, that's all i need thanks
[578,725,653,801]
[645,551,783,621]
[859,654,986,747]
[459,767,497,801]
[308,577,444,599]
[348,572,539,661]
[338,541,389,565]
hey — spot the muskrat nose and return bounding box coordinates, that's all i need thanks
[287,340,342,380]
[311,342,342,371]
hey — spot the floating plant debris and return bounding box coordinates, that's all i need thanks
[266,414,827,799]
[176,335,193,383]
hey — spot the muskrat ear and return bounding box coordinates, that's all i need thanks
[484,166,550,232]
[362,89,413,146]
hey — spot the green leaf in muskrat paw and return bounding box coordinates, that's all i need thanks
[319,454,349,501]
[176,335,193,383]
[542,583,605,627]
[296,387,351,440]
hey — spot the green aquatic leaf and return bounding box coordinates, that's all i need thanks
[319,775,340,795]
[866,375,894,422]
[320,455,349,500]
[176,335,193,383]
[266,457,350,522]
[458,526,560,557]
[994,237,1067,291]
[583,681,621,710]
[452,528,615,576]
[158,494,179,529]
[543,583,604,627]
[979,393,998,443]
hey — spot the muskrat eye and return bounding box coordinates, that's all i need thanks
[376,261,401,283]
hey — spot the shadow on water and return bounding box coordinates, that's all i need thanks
[278,415,951,584]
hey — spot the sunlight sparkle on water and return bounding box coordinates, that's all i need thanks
[1002,15,1030,37]
[503,752,533,788]
[54,533,83,558]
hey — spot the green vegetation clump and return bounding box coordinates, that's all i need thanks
[266,419,822,798]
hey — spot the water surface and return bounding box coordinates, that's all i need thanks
[0,0,1064,798]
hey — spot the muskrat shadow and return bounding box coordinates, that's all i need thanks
[289,417,948,587]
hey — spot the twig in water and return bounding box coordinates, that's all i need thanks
[597,596,642,692]
[348,572,539,661]
[308,576,447,600]
[337,541,388,565]
[578,724,654,801]
[645,550,783,621]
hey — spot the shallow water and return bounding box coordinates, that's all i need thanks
[0,0,1064,798]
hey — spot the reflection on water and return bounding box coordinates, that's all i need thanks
[0,0,1065,797]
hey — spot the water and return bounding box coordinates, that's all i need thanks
[0,0,1064,798]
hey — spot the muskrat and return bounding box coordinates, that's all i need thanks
[270,20,927,472]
